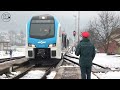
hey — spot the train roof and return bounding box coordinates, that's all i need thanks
[32,14,54,20]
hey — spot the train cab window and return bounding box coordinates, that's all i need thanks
[30,19,55,39]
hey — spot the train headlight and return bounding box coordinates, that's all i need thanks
[49,44,53,47]
[32,45,35,47]
[28,44,35,47]
[49,44,56,47]
[53,44,56,47]
[42,16,45,19]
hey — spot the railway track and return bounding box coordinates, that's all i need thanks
[41,65,56,79]
[0,60,30,79]
[0,46,113,79]
[0,47,69,79]
[63,51,120,79]
[1,46,109,79]
[0,48,67,79]
[0,57,28,75]
[0,56,25,63]
[63,55,101,79]
[4,58,63,79]
[12,65,34,79]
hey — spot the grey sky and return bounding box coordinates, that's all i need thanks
[0,11,120,39]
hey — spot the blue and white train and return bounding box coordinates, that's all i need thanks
[25,14,62,61]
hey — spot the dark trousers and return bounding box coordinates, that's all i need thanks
[80,66,92,79]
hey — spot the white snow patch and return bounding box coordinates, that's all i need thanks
[61,65,79,67]
[91,73,98,79]
[20,70,45,79]
[47,71,56,79]
[0,71,21,79]
[95,71,120,79]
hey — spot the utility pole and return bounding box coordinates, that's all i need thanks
[73,15,77,32]
[73,15,77,44]
[78,11,80,42]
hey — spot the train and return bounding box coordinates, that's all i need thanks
[25,14,66,62]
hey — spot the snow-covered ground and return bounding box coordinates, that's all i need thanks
[20,70,45,79]
[1,47,120,79]
[0,70,56,79]
[68,52,120,79]
[47,71,56,79]
[68,52,120,68]
[0,71,21,79]
[0,48,25,59]
[92,71,120,79]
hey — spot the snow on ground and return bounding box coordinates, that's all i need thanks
[91,73,98,79]
[68,52,120,68]
[0,48,25,65]
[0,48,25,59]
[0,51,24,59]
[68,52,120,79]
[0,71,21,79]
[93,71,120,79]
[93,53,120,68]
[47,71,56,79]
[20,70,45,79]
[1,47,120,79]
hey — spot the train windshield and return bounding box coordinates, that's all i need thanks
[30,19,55,39]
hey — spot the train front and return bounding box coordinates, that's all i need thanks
[26,15,59,60]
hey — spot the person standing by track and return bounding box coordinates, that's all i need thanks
[75,31,96,79]
[10,49,13,60]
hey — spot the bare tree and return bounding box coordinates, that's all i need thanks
[87,11,120,53]
[19,30,25,46]
[0,33,3,41]
[0,32,8,42]
[8,30,17,46]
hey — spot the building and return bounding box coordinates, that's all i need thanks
[97,28,120,54]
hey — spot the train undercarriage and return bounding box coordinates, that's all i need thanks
[27,48,61,66]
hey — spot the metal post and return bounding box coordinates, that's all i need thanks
[78,11,80,42]
[73,15,77,32]
[73,15,77,44]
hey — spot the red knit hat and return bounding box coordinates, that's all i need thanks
[82,32,90,38]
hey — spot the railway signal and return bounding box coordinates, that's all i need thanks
[73,31,76,37]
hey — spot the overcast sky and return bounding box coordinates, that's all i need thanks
[0,11,120,39]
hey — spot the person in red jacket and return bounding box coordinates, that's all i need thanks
[75,32,96,79]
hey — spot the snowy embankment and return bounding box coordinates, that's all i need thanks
[68,52,120,68]
[0,47,25,59]
[68,52,120,79]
